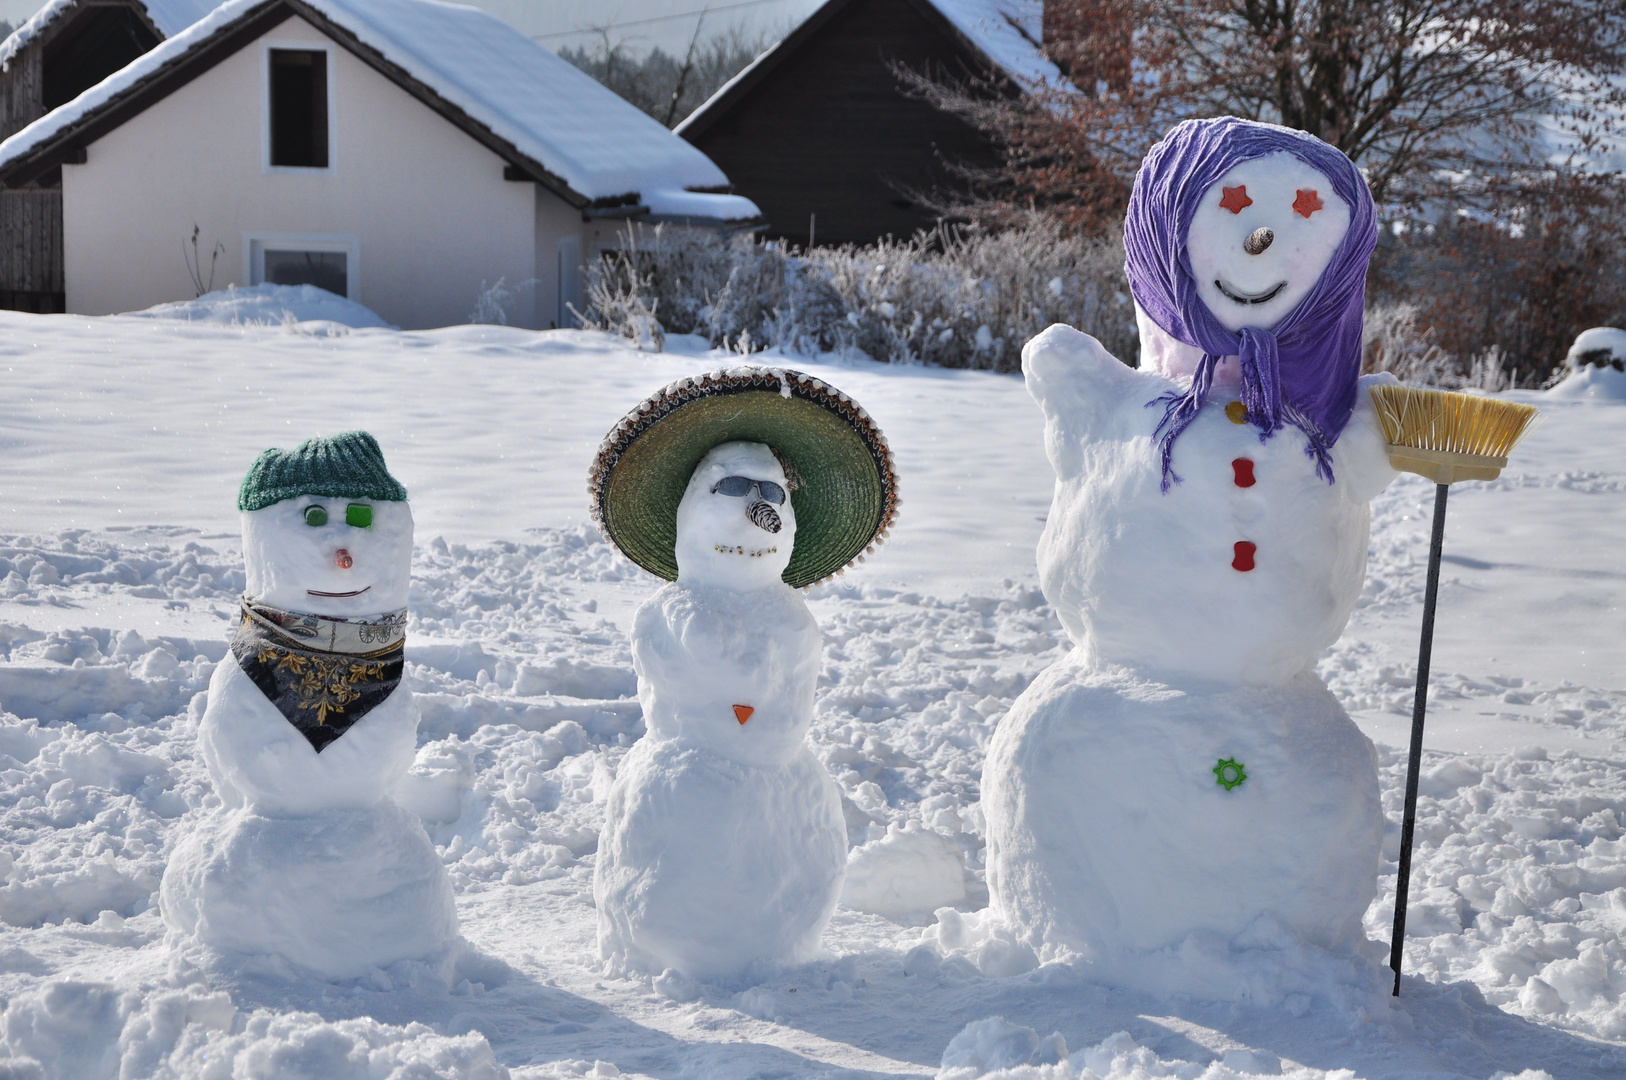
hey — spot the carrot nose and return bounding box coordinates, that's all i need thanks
[733,704,754,725]
[335,549,353,569]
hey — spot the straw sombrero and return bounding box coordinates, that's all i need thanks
[588,366,899,588]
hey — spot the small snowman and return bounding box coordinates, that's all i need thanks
[588,367,898,981]
[982,119,1398,964]
[161,432,457,980]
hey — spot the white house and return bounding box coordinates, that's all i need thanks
[0,0,761,329]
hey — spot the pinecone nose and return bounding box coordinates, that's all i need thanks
[747,501,782,533]
[1244,227,1274,255]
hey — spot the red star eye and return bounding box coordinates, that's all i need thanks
[1219,185,1253,214]
[1293,189,1324,218]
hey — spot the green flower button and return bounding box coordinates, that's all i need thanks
[1213,757,1247,791]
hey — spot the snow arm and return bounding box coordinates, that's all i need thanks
[1022,324,1142,481]
[1336,373,1401,504]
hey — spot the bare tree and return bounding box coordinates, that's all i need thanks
[559,25,773,128]
[909,0,1626,227]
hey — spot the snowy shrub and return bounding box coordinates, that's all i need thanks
[1363,301,1517,390]
[577,222,1138,371]
[469,278,514,326]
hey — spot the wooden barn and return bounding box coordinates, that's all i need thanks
[676,0,1063,248]
[0,0,215,311]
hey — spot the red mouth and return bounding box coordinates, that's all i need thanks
[306,586,372,598]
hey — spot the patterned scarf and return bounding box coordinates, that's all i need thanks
[230,598,407,753]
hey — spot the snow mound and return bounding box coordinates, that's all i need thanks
[939,1016,1067,1079]
[1566,326,1626,368]
[841,821,967,921]
[124,284,395,330]
[1548,365,1626,401]
[1549,327,1626,399]
[0,979,505,1080]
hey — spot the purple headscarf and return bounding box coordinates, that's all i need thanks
[1123,117,1377,490]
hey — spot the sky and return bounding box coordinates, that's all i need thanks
[0,0,824,56]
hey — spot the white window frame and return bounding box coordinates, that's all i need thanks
[261,40,336,175]
[244,232,361,301]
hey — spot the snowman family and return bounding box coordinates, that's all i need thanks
[163,117,1404,985]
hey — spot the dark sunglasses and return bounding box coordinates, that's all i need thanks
[710,476,787,505]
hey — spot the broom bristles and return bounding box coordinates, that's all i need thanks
[1369,384,1540,460]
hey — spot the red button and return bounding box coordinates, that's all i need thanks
[1232,458,1256,487]
[1233,541,1257,572]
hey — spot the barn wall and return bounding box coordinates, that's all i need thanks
[61,16,543,328]
[683,0,1003,247]
[0,38,63,309]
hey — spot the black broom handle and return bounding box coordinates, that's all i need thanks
[1390,481,1450,996]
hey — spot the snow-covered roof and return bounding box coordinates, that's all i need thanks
[0,0,218,72]
[678,0,1064,139]
[927,0,1063,90]
[0,0,760,219]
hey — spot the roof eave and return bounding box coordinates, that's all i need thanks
[1,0,295,188]
[677,0,1041,145]
[676,0,859,143]
[0,0,594,208]
[281,0,588,208]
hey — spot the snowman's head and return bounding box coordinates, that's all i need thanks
[674,441,796,590]
[238,432,412,617]
[1186,151,1352,333]
[1123,118,1377,487]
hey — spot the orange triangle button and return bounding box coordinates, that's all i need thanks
[733,704,754,725]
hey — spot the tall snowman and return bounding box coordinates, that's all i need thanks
[983,119,1398,963]
[162,432,458,980]
[588,367,898,981]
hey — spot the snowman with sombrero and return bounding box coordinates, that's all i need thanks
[161,432,458,980]
[589,367,898,981]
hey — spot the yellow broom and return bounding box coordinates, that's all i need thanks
[1368,384,1540,997]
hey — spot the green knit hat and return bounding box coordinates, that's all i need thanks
[238,431,408,512]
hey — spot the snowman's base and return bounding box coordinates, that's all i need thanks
[160,800,459,981]
[595,738,846,982]
[983,651,1382,961]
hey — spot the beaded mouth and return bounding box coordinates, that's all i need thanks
[1215,278,1287,305]
[714,544,779,558]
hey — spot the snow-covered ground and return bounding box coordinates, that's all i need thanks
[0,306,1624,1079]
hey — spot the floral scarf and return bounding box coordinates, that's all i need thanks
[230,598,407,753]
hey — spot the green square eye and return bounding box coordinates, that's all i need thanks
[303,505,328,527]
[345,504,373,529]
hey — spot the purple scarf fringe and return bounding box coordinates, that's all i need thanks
[1123,118,1377,491]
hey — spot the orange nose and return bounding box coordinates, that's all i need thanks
[335,549,353,569]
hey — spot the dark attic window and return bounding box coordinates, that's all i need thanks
[268,49,329,168]
[43,7,160,111]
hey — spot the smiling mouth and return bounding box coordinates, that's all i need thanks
[1216,278,1288,305]
[306,586,372,598]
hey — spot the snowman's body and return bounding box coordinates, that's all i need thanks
[984,326,1393,957]
[595,443,847,980]
[983,131,1398,960]
[162,480,457,980]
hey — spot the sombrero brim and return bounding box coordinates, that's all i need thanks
[588,367,898,589]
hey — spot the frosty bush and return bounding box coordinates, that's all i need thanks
[1363,302,1518,391]
[576,222,1139,372]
